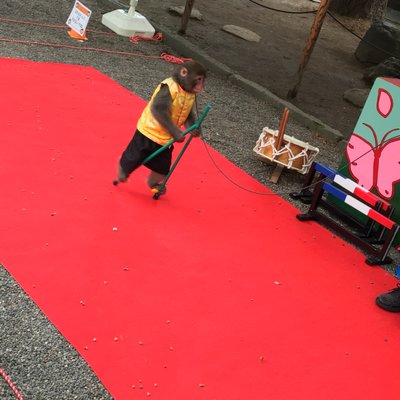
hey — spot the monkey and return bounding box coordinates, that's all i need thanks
[113,60,207,193]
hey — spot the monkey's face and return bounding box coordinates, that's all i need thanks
[190,75,205,93]
[180,67,205,94]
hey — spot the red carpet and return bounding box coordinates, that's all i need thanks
[1,57,399,400]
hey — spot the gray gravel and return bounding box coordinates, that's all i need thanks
[0,1,398,399]
[0,268,111,400]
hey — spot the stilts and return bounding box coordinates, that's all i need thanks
[151,132,195,199]
[113,104,212,199]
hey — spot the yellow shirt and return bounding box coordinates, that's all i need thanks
[137,78,195,145]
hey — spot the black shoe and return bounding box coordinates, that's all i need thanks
[376,286,400,312]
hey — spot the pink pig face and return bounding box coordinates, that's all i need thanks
[346,88,400,200]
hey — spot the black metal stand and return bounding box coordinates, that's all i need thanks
[294,162,399,266]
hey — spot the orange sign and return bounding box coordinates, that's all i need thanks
[66,1,92,37]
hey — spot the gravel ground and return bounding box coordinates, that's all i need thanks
[0,1,398,399]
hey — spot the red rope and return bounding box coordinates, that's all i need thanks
[0,37,163,59]
[0,368,25,400]
[160,53,193,64]
[0,17,191,65]
[0,37,192,65]
[0,17,116,36]
[129,32,163,44]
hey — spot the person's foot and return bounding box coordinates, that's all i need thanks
[376,286,400,312]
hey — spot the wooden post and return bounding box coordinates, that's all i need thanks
[178,0,195,35]
[269,108,290,184]
[287,0,331,99]
[275,108,289,150]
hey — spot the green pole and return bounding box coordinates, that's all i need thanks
[151,104,212,198]
[154,133,195,196]
[142,103,212,165]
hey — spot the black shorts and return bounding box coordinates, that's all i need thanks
[119,130,173,176]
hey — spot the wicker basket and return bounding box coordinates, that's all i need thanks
[253,127,319,174]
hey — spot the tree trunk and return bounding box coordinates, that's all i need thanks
[329,0,388,20]
[371,0,389,21]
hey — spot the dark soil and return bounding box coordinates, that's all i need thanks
[136,0,372,138]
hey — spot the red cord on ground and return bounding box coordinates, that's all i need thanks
[129,32,163,44]
[0,17,192,65]
[0,368,25,400]
[160,53,193,64]
[0,37,190,65]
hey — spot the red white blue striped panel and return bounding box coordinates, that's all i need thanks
[314,163,390,211]
[323,182,395,230]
